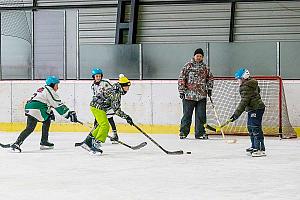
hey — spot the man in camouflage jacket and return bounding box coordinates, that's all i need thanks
[178,48,214,139]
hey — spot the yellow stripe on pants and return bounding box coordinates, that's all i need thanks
[90,106,110,143]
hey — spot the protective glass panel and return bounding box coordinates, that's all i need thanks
[143,43,207,79]
[209,42,277,77]
[280,42,300,79]
[80,44,139,79]
[1,11,32,79]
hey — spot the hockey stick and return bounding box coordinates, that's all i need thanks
[204,120,231,133]
[209,97,237,144]
[204,123,216,132]
[76,120,147,150]
[133,124,184,155]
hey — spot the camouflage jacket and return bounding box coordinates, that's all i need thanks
[90,83,129,119]
[178,59,214,101]
[91,79,112,97]
[234,78,265,118]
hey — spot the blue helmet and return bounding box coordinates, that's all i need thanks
[46,76,60,86]
[91,68,103,76]
[234,68,250,79]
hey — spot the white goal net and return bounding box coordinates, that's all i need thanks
[206,76,296,138]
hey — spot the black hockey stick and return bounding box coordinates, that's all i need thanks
[133,124,184,155]
[0,142,11,148]
[76,121,147,150]
[204,123,216,132]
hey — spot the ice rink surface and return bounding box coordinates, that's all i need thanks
[0,132,299,200]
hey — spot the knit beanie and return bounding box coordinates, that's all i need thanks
[194,48,204,56]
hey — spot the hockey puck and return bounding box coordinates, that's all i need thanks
[186,151,192,154]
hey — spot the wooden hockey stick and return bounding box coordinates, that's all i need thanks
[209,97,237,144]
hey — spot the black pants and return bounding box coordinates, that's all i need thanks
[180,98,207,137]
[16,115,51,145]
[93,117,117,132]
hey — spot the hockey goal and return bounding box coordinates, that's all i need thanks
[206,76,296,138]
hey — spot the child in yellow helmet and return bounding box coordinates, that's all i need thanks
[80,74,134,155]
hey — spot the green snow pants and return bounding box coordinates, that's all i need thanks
[90,106,110,143]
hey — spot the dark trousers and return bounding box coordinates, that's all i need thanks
[93,117,117,132]
[247,108,265,151]
[180,98,207,137]
[16,115,51,145]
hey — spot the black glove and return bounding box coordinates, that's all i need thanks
[67,111,78,122]
[49,110,55,121]
[125,116,134,126]
[179,93,185,99]
[229,114,238,122]
[207,90,212,97]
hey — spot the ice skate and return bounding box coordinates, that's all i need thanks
[246,147,254,155]
[110,131,119,144]
[40,141,54,150]
[179,132,187,139]
[251,150,266,157]
[10,143,21,153]
[89,146,103,156]
[195,134,209,140]
[92,138,102,150]
[80,142,91,152]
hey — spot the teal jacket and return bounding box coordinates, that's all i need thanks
[234,78,265,118]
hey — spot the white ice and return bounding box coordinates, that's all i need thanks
[0,132,299,200]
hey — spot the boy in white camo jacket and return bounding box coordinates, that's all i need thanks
[90,68,119,141]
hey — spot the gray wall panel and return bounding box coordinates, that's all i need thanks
[235,1,300,41]
[79,8,117,44]
[0,0,32,7]
[137,3,231,43]
[37,0,117,6]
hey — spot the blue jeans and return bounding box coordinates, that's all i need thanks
[180,98,207,138]
[247,108,265,151]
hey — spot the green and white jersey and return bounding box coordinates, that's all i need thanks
[25,85,70,122]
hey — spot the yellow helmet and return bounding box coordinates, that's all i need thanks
[118,74,131,86]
